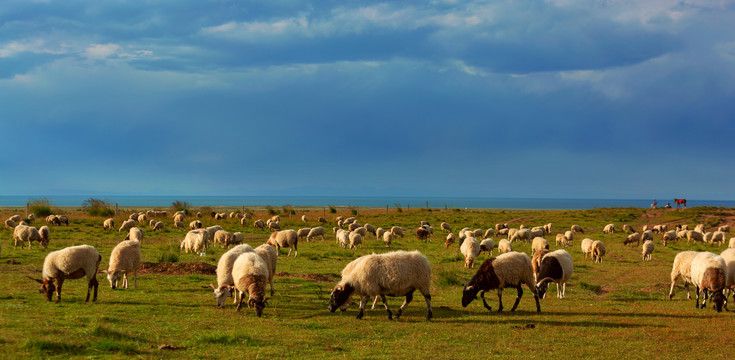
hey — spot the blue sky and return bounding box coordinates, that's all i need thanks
[1,0,734,199]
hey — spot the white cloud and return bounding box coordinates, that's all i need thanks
[0,39,67,58]
[83,43,121,59]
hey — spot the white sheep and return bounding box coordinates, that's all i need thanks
[9,214,22,223]
[210,244,254,307]
[13,225,46,249]
[255,244,277,296]
[543,223,553,234]
[349,232,363,249]
[213,230,235,248]
[461,236,480,268]
[690,252,727,312]
[555,233,565,246]
[668,251,699,300]
[462,251,541,313]
[297,228,311,242]
[497,239,512,254]
[125,227,144,241]
[103,218,115,231]
[231,252,269,316]
[29,245,101,302]
[642,240,655,261]
[581,238,593,261]
[189,220,202,229]
[531,237,549,254]
[730,237,735,248]
[591,240,606,264]
[174,221,186,229]
[479,238,495,254]
[720,248,735,304]
[622,224,634,233]
[535,249,574,299]
[641,230,654,243]
[318,216,326,223]
[307,226,326,241]
[711,231,727,246]
[205,225,223,242]
[390,226,404,238]
[137,214,147,223]
[625,232,642,246]
[180,229,210,254]
[687,230,704,244]
[328,250,433,320]
[563,230,574,246]
[4,218,16,229]
[445,233,456,248]
[336,229,350,248]
[152,221,164,231]
[718,225,730,233]
[662,230,677,246]
[603,224,615,234]
[39,226,50,247]
[105,240,141,289]
[382,231,393,247]
[118,219,136,233]
[570,225,583,233]
[267,229,298,256]
[510,229,531,243]
[703,232,714,244]
[483,228,495,238]
[441,222,451,233]
[301,215,307,223]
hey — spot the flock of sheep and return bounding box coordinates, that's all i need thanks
[5,209,735,319]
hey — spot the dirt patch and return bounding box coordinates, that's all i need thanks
[275,272,339,283]
[136,262,216,275]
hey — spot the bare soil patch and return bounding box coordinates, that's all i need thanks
[137,262,216,275]
[275,271,339,283]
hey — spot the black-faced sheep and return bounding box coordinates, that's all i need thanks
[231,252,269,316]
[329,250,432,320]
[29,245,101,303]
[461,251,541,313]
[535,249,574,299]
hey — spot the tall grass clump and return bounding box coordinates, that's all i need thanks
[82,197,115,217]
[328,205,337,214]
[266,206,277,216]
[28,197,53,217]
[171,200,191,216]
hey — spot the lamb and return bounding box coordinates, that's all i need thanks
[603,224,615,234]
[535,249,574,299]
[189,220,202,229]
[461,252,541,313]
[349,232,363,249]
[662,230,677,246]
[39,226,50,247]
[390,226,404,238]
[125,227,144,241]
[441,222,451,232]
[180,229,210,254]
[570,225,583,233]
[687,230,705,244]
[307,226,326,241]
[497,239,512,254]
[13,225,46,249]
[591,240,606,263]
[668,251,699,300]
[382,231,393,247]
[690,252,727,312]
[213,230,235,248]
[581,238,594,260]
[174,221,186,229]
[104,240,141,289]
[119,219,136,233]
[624,232,642,246]
[231,252,270,316]
[210,244,255,307]
[531,237,549,255]
[480,238,495,254]
[254,244,277,296]
[461,236,480,268]
[29,245,101,303]
[328,250,433,320]
[445,233,456,248]
[642,240,655,261]
[297,228,311,242]
[103,218,115,231]
[267,229,299,256]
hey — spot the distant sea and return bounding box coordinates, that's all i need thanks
[1,195,734,210]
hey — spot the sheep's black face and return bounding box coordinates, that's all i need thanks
[41,281,55,302]
[536,282,549,299]
[461,285,479,307]
[328,284,354,312]
[711,291,725,312]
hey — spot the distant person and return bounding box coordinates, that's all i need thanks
[665,203,672,209]
[651,201,657,209]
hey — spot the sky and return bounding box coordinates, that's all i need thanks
[1,0,734,200]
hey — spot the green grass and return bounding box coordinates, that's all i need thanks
[1,206,734,359]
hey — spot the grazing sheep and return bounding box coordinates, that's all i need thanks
[180,229,210,254]
[416,228,430,242]
[204,226,223,242]
[329,250,433,320]
[603,224,615,234]
[390,226,404,238]
[624,232,642,246]
[363,223,376,237]
[268,221,281,231]
[543,223,553,235]
[642,225,649,233]
[591,241,606,264]
[719,248,735,304]
[336,229,350,248]
[210,244,255,307]
[188,220,202,230]
[230,252,269,316]
[5,218,16,229]
[382,231,393,247]
[668,251,699,300]
[267,230,299,256]
[149,219,157,228]
[480,239,495,254]
[13,225,45,249]
[445,233,456,248]
[641,230,654,244]
[497,239,512,254]
[563,231,574,246]
[718,225,730,233]
[483,228,495,238]
[125,227,144,241]
[213,230,235,248]
[29,245,101,303]
[232,232,244,245]
[677,230,689,240]
[690,252,727,312]
[623,224,635,233]
[581,238,593,261]
[507,228,518,241]
[105,240,141,289]
[9,214,22,223]
[254,220,266,230]
[695,224,705,233]
[119,219,136,233]
[353,227,368,238]
[318,217,327,223]
[46,215,61,226]
[461,236,481,268]
[555,233,565,246]
[103,218,115,231]
[662,230,677,246]
[349,232,363,249]
[152,221,164,231]
[528,228,544,240]
[462,252,541,313]
[642,240,655,261]
[510,229,531,243]
[301,215,307,223]
[174,221,186,229]
[687,230,705,244]
[297,228,311,242]
[39,226,50,247]
[570,225,583,233]
[137,214,147,223]
[440,222,451,233]
[173,214,185,223]
[497,228,509,236]
[711,231,727,246]
[307,226,326,241]
[535,249,574,299]
[730,237,735,248]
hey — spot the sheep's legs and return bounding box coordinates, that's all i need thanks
[395,290,414,319]
[423,292,433,321]
[379,295,393,320]
[695,286,701,309]
[480,291,493,311]
[356,297,368,319]
[90,276,98,302]
[496,289,504,312]
[371,295,379,309]
[510,286,523,311]
[235,294,244,312]
[56,278,64,303]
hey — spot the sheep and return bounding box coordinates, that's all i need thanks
[495,223,508,232]
[4,218,16,229]
[301,215,307,223]
[152,221,164,231]
[148,219,156,228]
[555,233,565,246]
[180,229,210,254]
[677,230,689,241]
[363,223,376,237]
[563,230,574,246]
[641,230,654,244]
[39,226,50,247]
[375,227,386,239]
[104,240,141,290]
[215,213,226,220]
[531,249,550,282]
[623,224,635,233]
[730,237,735,248]
[581,238,593,260]
[336,229,350,248]
[347,222,360,232]
[543,223,553,234]
[668,251,699,300]
[29,245,101,303]
[480,238,495,254]
[318,216,327,223]
[497,239,512,254]
[232,232,244,245]
[445,233,456,248]
[497,228,509,236]
[461,236,480,268]
[297,228,311,242]
[690,252,727,312]
[641,240,655,261]
[119,219,136,233]
[571,225,583,233]
[458,227,470,246]
[210,244,255,307]
[603,224,615,234]
[390,226,404,238]
[189,220,202,229]
[510,229,531,243]
[662,230,677,246]
[103,218,115,231]
[531,237,549,255]
[137,214,147,223]
[255,244,277,296]
[591,241,606,263]
[719,225,730,233]
[231,252,270,316]
[720,248,735,300]
[624,232,642,246]
[535,249,574,299]
[416,228,430,241]
[471,229,482,239]
[711,231,727,246]
[125,227,144,241]
[204,225,223,242]
[173,213,185,223]
[687,230,705,244]
[10,214,22,223]
[642,225,649,232]
[461,252,541,313]
[58,215,69,226]
[383,231,393,247]
[174,221,186,229]
[440,222,451,233]
[46,215,61,226]
[483,228,495,238]
[13,225,46,249]
[268,221,281,231]
[349,232,363,249]
[528,228,544,240]
[213,230,235,248]
[507,228,518,240]
[307,226,326,241]
[329,250,433,320]
[267,229,298,256]
[695,224,705,233]
[354,227,368,238]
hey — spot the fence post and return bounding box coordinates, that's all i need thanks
[386,204,389,215]
[26,202,29,218]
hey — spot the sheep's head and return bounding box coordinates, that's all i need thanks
[461,284,480,307]
[211,284,233,307]
[248,297,267,317]
[328,283,354,312]
[107,271,122,289]
[710,290,726,313]
[535,278,554,299]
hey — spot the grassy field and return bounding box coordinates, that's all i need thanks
[1,205,734,359]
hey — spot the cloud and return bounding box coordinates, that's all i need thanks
[83,43,121,59]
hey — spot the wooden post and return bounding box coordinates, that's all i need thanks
[323,207,326,218]
[356,206,359,217]
[115,203,118,217]
[386,204,389,215]
[445,204,447,210]
[407,203,410,211]
[26,202,29,218]
[426,201,429,210]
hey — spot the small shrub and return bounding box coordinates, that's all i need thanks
[351,208,358,216]
[82,198,115,217]
[329,206,337,214]
[171,200,190,216]
[266,206,277,215]
[157,252,179,263]
[28,198,53,217]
